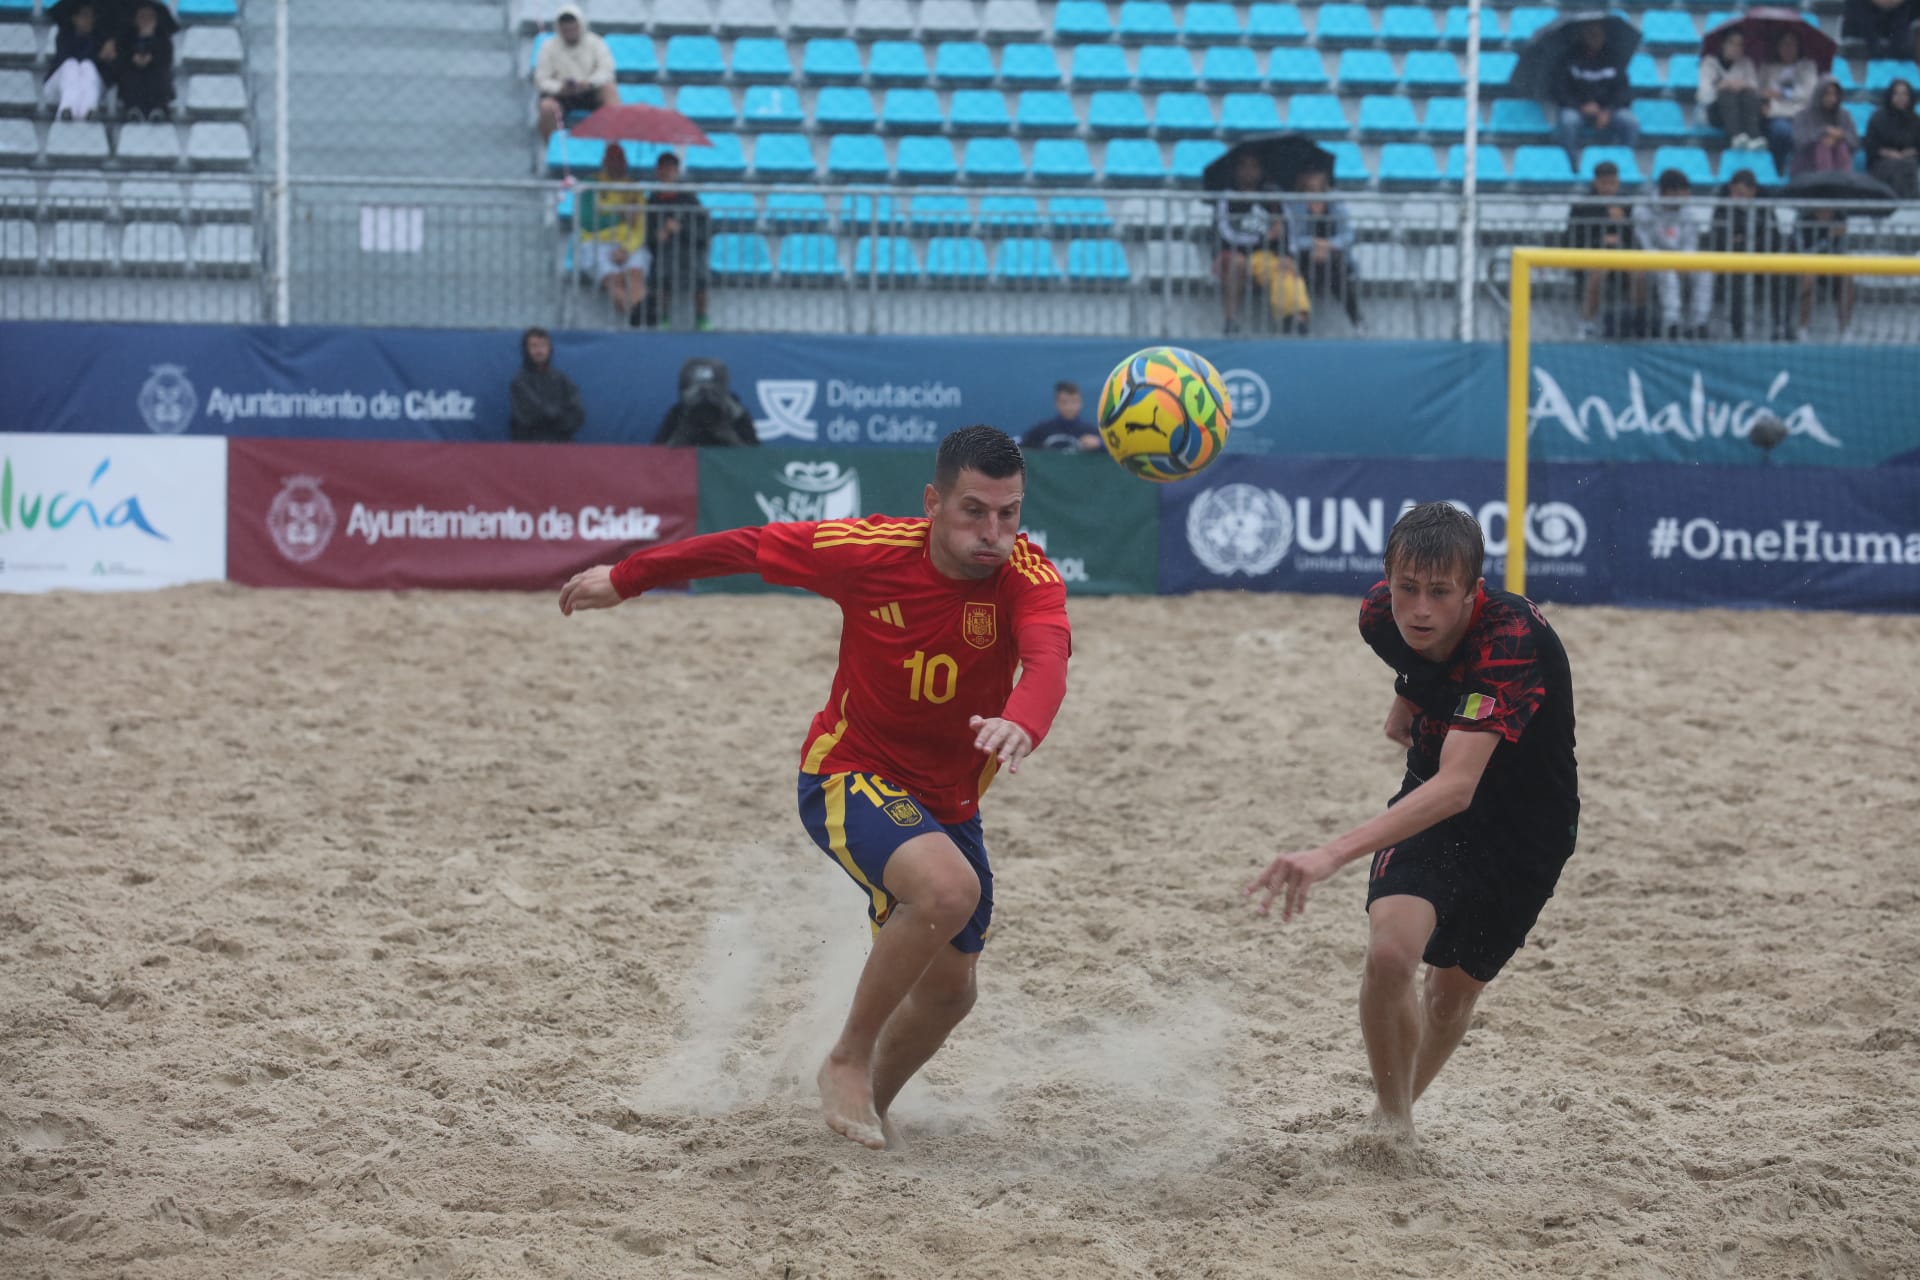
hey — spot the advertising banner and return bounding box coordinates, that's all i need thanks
[1020,451,1160,595]
[0,433,226,593]
[227,439,696,591]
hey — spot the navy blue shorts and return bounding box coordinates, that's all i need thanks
[797,771,994,953]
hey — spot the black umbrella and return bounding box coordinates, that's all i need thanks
[120,0,180,38]
[1511,11,1641,103]
[1786,169,1900,216]
[46,0,134,32]
[1200,134,1334,193]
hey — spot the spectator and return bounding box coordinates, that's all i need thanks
[1865,79,1920,198]
[640,153,712,331]
[1795,207,1855,340]
[1553,21,1640,160]
[1566,161,1637,337]
[1021,381,1100,452]
[1699,30,1765,151]
[1843,0,1917,61]
[1633,169,1712,339]
[536,4,617,146]
[509,327,586,443]
[577,143,649,326]
[653,358,759,447]
[1710,169,1789,340]
[43,2,114,121]
[113,1,174,122]
[1212,150,1296,334]
[1792,78,1859,177]
[1760,31,1819,171]
[1284,168,1367,335]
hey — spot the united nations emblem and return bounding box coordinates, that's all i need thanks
[1185,483,1293,577]
[962,601,996,649]
[266,474,338,564]
[136,364,197,435]
[884,799,923,827]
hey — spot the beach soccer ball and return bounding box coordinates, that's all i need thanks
[1095,346,1233,483]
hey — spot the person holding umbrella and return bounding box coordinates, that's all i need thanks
[1865,79,1920,198]
[113,0,175,122]
[1552,21,1640,160]
[42,1,116,121]
[1203,138,1326,335]
[1760,30,1820,171]
[1699,29,1765,151]
[1791,78,1859,176]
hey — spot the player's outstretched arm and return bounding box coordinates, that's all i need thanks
[1384,695,1416,747]
[557,526,774,618]
[979,620,1071,775]
[558,565,622,615]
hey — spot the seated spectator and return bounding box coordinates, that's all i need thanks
[1760,32,1819,171]
[640,153,712,331]
[114,1,174,122]
[1212,150,1298,335]
[1792,79,1859,177]
[536,4,617,145]
[1843,0,1917,61]
[1021,381,1100,452]
[1795,207,1855,339]
[1553,21,1640,160]
[654,358,759,447]
[1699,30,1765,151]
[509,327,586,443]
[1284,168,1366,335]
[577,143,649,326]
[1710,169,1789,340]
[43,2,114,121]
[1633,169,1711,339]
[1865,79,1920,198]
[1566,161,1638,337]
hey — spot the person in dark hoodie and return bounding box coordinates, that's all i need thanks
[1709,169,1789,340]
[43,2,115,121]
[1552,20,1640,161]
[1865,78,1920,198]
[113,0,174,122]
[509,328,586,443]
[653,357,759,447]
[1791,78,1859,176]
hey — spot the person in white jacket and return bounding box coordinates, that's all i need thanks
[1758,30,1819,170]
[1699,29,1765,151]
[1633,169,1713,339]
[536,4,618,144]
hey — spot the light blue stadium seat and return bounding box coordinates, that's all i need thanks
[1358,95,1420,138]
[1103,137,1167,183]
[1867,60,1907,91]
[910,195,973,230]
[1171,138,1227,179]
[1650,146,1714,187]
[1641,11,1699,51]
[816,86,877,128]
[755,134,817,177]
[897,136,958,181]
[1288,94,1349,137]
[1016,90,1079,132]
[1267,47,1326,89]
[791,0,850,37]
[656,0,717,36]
[1380,6,1439,45]
[962,137,1026,181]
[1580,146,1644,187]
[934,42,996,84]
[1033,138,1095,182]
[996,237,1060,282]
[1325,141,1370,184]
[1666,55,1700,97]
[1155,93,1216,135]
[1489,98,1551,138]
[1183,2,1243,43]
[844,194,900,227]
[1505,8,1556,46]
[1203,47,1266,87]
[1000,44,1061,85]
[920,0,980,38]
[1440,6,1498,48]
[951,90,1011,131]
[1336,50,1398,89]
[1845,101,1873,136]
[1315,4,1377,45]
[1137,46,1194,86]
[827,133,889,179]
[1118,1,1178,41]
[852,0,916,39]
[1444,143,1508,185]
[619,84,668,107]
[1089,91,1150,134]
[1221,93,1283,134]
[1635,99,1698,140]
[1067,240,1130,282]
[1423,97,1468,139]
[731,38,794,81]
[1477,51,1517,90]
[1071,45,1133,86]
[855,235,920,280]
[742,85,803,128]
[767,192,829,225]
[700,191,758,225]
[1379,143,1441,186]
[869,41,930,84]
[686,133,747,178]
[1404,51,1463,90]
[665,35,725,80]
[720,0,783,35]
[602,35,659,79]
[1628,53,1662,91]
[676,85,737,127]
[547,134,656,175]
[1717,150,1779,185]
[927,236,989,281]
[1511,145,1576,187]
[1050,196,1113,228]
[882,88,943,130]
[1054,0,1113,40]
[1247,3,1308,40]
[178,0,241,17]
[979,195,1042,226]
[1830,60,1857,92]
[779,233,844,280]
[710,233,774,278]
[803,38,864,81]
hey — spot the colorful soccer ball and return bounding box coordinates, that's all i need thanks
[1095,346,1234,483]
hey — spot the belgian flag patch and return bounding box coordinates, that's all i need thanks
[1455,692,1497,722]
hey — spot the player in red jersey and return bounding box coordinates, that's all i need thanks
[557,426,1072,1151]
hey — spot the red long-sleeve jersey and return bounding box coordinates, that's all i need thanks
[609,517,1072,822]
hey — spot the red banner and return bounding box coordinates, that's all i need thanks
[228,439,696,590]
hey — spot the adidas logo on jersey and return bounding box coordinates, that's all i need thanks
[868,602,905,628]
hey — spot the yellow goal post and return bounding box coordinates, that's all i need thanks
[1502,246,1920,596]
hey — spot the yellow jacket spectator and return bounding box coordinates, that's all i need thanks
[576,144,650,326]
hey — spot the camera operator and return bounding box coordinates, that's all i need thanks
[652,357,759,447]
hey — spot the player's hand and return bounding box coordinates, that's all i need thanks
[1246,847,1344,922]
[968,716,1032,774]
[559,565,623,615]
[1384,697,1414,748]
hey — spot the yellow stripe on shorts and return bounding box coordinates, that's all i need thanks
[824,772,892,931]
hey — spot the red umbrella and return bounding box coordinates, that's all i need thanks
[570,104,711,148]
[1701,9,1837,73]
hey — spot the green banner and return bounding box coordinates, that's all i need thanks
[1020,451,1160,596]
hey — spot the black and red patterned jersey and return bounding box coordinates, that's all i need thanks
[1359,581,1579,867]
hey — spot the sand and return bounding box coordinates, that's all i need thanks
[2,585,1917,1279]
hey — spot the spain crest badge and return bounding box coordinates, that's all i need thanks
[962,601,996,649]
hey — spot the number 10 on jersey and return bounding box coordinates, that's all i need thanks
[902,650,958,704]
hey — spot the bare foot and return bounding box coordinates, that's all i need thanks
[816,1057,885,1151]
[1335,1108,1420,1171]
[1365,1106,1417,1145]
[880,1112,904,1151]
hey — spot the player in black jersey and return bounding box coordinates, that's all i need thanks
[1248,502,1580,1142]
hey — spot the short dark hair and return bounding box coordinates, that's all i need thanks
[1728,168,1758,191]
[1658,168,1690,195]
[1384,501,1484,587]
[1054,380,1080,398]
[656,152,680,171]
[935,425,1025,491]
[1593,161,1619,180]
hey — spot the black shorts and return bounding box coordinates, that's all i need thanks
[549,88,603,116]
[1364,787,1575,983]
